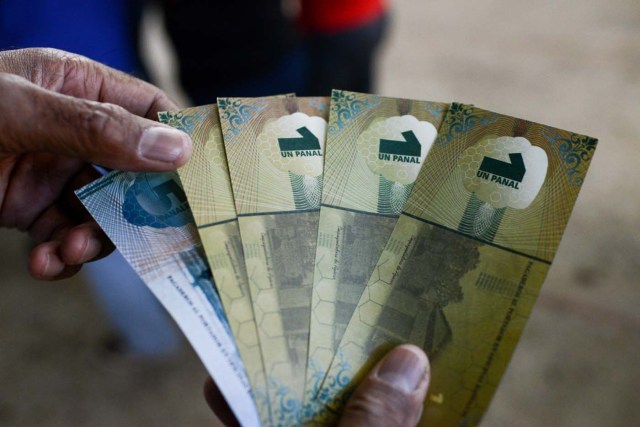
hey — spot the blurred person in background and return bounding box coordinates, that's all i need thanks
[160,0,304,104]
[161,0,388,103]
[300,0,388,95]
[0,0,388,357]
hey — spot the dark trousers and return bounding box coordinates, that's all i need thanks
[303,13,389,96]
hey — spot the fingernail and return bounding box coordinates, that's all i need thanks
[376,346,427,393]
[79,236,101,264]
[42,253,51,277]
[139,127,190,163]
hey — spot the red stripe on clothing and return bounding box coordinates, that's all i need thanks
[300,0,386,33]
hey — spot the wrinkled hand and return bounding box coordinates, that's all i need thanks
[204,345,430,427]
[0,48,192,280]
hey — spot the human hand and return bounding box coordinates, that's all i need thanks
[204,344,430,426]
[0,48,192,280]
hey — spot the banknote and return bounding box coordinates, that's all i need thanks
[76,171,260,427]
[316,103,597,425]
[304,90,448,404]
[159,106,271,425]
[218,96,329,424]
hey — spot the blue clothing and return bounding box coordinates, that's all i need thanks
[0,0,143,74]
[84,251,181,357]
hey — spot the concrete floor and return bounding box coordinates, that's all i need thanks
[1,0,639,425]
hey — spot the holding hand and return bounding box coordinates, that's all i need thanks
[0,48,192,280]
[205,345,430,427]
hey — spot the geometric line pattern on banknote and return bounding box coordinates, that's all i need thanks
[437,102,499,147]
[158,109,206,134]
[305,92,449,409]
[218,97,269,144]
[541,127,598,186]
[328,89,381,133]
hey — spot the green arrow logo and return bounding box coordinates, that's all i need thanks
[479,153,526,183]
[278,126,320,152]
[379,130,422,157]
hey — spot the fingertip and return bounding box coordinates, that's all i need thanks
[60,225,103,265]
[401,344,431,395]
[28,242,67,280]
[171,129,193,168]
[72,102,192,172]
[392,344,431,376]
[28,243,52,280]
[339,345,430,427]
[137,127,193,169]
[374,344,430,395]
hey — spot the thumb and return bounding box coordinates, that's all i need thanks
[338,345,430,427]
[0,73,192,171]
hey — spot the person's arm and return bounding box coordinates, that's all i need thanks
[205,344,430,427]
[0,48,192,280]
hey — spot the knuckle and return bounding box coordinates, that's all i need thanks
[9,48,84,88]
[40,48,87,69]
[57,53,93,90]
[59,53,82,75]
[80,102,125,140]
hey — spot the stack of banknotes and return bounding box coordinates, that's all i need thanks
[76,90,597,426]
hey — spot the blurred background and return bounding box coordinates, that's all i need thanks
[1,0,639,426]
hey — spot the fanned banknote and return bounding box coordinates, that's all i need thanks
[304,90,448,404]
[218,96,329,424]
[317,103,597,425]
[76,171,260,427]
[158,106,271,425]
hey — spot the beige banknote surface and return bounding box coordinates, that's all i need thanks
[317,103,597,426]
[159,106,271,425]
[305,90,448,404]
[218,96,329,424]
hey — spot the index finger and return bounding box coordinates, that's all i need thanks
[0,48,178,119]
